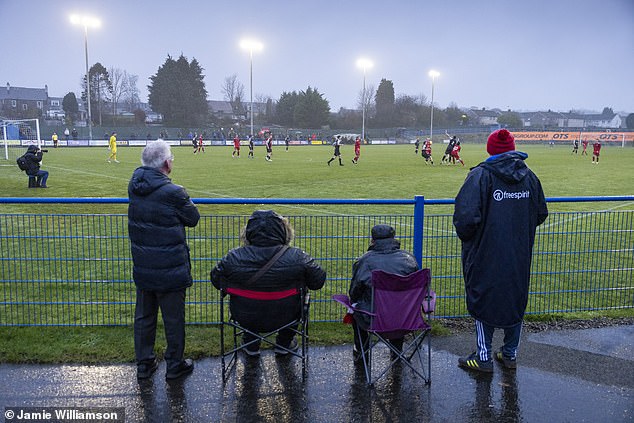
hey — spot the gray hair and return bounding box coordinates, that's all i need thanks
[141,140,172,168]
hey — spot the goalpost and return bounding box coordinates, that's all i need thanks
[0,118,41,165]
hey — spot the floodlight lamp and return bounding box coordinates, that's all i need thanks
[429,70,440,78]
[240,39,263,52]
[356,58,374,71]
[70,14,101,28]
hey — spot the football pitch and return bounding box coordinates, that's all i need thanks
[1,143,633,215]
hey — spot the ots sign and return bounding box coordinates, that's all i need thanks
[512,131,634,142]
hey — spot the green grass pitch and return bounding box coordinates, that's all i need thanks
[1,143,632,214]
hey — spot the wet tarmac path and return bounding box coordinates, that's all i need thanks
[1,325,632,422]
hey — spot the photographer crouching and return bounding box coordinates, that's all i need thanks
[24,145,49,188]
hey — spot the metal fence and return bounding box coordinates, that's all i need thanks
[1,196,633,326]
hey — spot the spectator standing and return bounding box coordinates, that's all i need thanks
[51,132,58,148]
[64,127,70,142]
[453,129,548,373]
[71,128,78,141]
[128,140,200,380]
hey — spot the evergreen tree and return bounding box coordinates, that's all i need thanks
[62,92,79,123]
[148,54,209,126]
[294,87,330,128]
[497,111,523,129]
[275,91,300,126]
[374,79,395,127]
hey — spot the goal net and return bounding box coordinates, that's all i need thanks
[1,118,41,165]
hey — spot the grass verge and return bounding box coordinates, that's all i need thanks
[1,310,632,364]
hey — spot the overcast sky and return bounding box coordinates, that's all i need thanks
[1,0,633,113]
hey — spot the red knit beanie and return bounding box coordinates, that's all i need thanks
[487,129,516,156]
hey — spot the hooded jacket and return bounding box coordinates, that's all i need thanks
[453,151,548,327]
[23,145,43,176]
[348,232,419,327]
[128,166,200,292]
[210,210,326,332]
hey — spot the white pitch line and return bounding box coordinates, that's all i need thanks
[540,201,634,231]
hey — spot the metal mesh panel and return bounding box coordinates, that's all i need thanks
[0,202,632,326]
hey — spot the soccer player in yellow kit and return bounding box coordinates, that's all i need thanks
[107,132,119,163]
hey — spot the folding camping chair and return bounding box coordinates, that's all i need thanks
[220,286,310,383]
[333,268,435,386]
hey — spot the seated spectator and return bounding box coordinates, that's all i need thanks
[24,145,49,188]
[211,210,326,356]
[348,224,419,361]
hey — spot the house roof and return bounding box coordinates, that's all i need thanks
[208,100,234,114]
[0,85,47,101]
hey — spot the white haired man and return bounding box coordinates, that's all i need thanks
[128,141,200,380]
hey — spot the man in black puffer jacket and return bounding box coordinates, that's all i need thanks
[453,129,548,373]
[348,224,420,361]
[128,140,200,380]
[211,210,326,356]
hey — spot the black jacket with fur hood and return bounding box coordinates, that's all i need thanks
[210,210,326,331]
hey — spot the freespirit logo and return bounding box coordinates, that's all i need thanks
[493,189,530,201]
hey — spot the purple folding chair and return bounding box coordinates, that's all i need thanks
[333,268,435,386]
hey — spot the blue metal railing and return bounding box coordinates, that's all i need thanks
[1,195,633,326]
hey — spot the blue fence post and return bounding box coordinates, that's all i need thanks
[413,195,425,268]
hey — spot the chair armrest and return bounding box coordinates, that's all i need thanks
[423,290,437,314]
[331,294,376,316]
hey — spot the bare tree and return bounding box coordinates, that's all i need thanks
[416,93,428,107]
[357,83,376,117]
[254,93,272,120]
[109,67,125,117]
[109,67,141,117]
[221,74,245,115]
[123,73,140,112]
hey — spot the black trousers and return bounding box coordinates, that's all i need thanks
[134,288,186,371]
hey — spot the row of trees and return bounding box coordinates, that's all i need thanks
[58,62,142,126]
[146,54,480,130]
[58,53,633,131]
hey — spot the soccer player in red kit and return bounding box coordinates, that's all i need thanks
[352,136,361,164]
[196,133,205,154]
[422,138,434,165]
[582,139,589,156]
[450,141,465,166]
[592,140,601,164]
[232,135,241,158]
